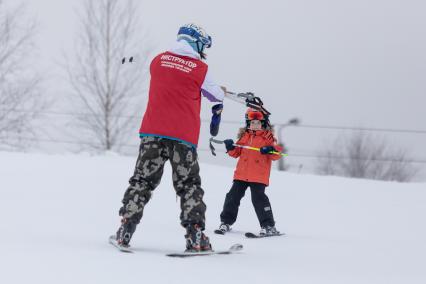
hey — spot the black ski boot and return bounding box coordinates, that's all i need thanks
[115,218,137,247]
[259,225,280,236]
[185,224,212,252]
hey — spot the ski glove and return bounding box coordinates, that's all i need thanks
[210,104,223,137]
[260,146,276,155]
[224,139,235,152]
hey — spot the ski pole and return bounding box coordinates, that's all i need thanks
[209,137,288,157]
[237,145,287,157]
[224,91,271,115]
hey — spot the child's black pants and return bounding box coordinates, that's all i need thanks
[220,180,275,228]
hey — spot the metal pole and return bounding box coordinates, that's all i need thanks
[276,118,299,171]
[277,124,287,171]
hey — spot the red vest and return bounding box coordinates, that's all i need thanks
[139,52,208,146]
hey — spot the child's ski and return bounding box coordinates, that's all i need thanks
[166,243,243,258]
[214,229,225,235]
[245,232,285,239]
[109,235,133,253]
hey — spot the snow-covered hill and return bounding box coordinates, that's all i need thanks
[0,152,425,284]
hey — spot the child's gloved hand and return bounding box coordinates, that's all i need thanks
[260,146,276,155]
[224,139,235,152]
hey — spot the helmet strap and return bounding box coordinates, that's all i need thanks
[196,41,207,59]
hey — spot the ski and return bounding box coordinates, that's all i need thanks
[109,235,133,253]
[166,243,243,258]
[245,232,285,239]
[214,229,225,235]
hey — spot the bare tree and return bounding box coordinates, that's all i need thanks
[65,0,150,151]
[0,0,43,148]
[315,131,418,182]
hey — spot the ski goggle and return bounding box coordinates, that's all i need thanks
[246,111,265,121]
[199,35,212,48]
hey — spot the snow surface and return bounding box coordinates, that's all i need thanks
[0,151,425,284]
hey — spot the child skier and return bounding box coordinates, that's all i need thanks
[217,108,282,236]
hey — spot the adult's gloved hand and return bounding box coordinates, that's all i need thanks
[260,146,276,155]
[210,103,223,136]
[223,139,235,152]
[220,86,227,94]
[212,103,223,115]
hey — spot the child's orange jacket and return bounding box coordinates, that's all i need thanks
[227,130,282,186]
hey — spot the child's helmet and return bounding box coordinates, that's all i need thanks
[245,108,270,129]
[177,23,212,59]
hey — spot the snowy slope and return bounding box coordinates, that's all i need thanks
[0,151,425,284]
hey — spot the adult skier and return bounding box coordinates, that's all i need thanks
[112,24,225,252]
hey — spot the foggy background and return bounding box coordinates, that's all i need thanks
[2,0,425,180]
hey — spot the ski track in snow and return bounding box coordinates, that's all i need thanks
[0,152,425,284]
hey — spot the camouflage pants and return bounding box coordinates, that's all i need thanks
[119,136,206,229]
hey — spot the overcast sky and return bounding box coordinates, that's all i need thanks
[15,0,426,176]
